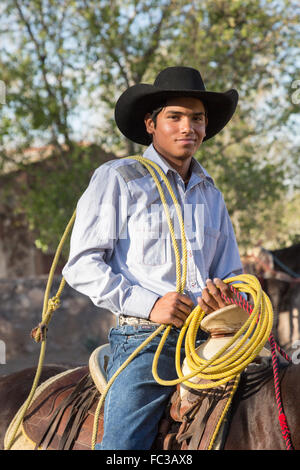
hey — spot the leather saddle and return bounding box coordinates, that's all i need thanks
[20,346,235,450]
[21,344,111,450]
[18,346,279,451]
[153,377,236,450]
[22,366,102,450]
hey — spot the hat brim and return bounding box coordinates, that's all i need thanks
[115,84,238,145]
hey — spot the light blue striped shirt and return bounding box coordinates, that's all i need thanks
[62,144,243,319]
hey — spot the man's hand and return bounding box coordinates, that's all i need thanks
[197,278,233,314]
[149,292,195,328]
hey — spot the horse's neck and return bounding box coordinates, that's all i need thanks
[238,360,276,400]
[225,361,296,450]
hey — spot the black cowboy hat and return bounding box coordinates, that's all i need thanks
[115,66,238,145]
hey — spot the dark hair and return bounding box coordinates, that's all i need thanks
[144,104,165,141]
[149,105,165,127]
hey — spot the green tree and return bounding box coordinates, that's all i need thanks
[166,0,299,250]
[0,0,299,256]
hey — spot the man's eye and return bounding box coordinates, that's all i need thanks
[194,116,205,121]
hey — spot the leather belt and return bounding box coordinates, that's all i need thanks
[118,314,160,327]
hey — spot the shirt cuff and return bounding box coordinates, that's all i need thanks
[122,285,160,319]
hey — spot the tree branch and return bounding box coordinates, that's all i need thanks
[13,0,71,149]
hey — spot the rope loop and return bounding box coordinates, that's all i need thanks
[47,296,61,311]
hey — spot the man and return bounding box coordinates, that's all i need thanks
[62,66,244,450]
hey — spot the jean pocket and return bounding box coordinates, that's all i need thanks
[123,329,162,353]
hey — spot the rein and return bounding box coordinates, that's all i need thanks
[5,155,294,451]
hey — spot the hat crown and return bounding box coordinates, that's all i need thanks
[154,66,206,91]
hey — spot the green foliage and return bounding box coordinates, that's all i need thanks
[15,144,111,257]
[0,0,299,256]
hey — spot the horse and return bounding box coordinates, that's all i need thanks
[1,357,299,451]
[243,244,300,349]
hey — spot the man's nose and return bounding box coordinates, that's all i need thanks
[180,117,193,133]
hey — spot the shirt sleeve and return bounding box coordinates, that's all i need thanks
[62,164,160,319]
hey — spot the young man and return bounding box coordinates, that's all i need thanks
[62,66,244,450]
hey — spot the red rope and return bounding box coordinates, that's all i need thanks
[220,285,294,450]
[269,334,294,450]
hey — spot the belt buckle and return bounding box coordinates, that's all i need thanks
[140,323,154,329]
[118,315,159,328]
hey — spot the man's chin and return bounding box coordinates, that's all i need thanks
[175,141,201,156]
[173,149,195,159]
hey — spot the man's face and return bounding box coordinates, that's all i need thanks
[144,96,207,161]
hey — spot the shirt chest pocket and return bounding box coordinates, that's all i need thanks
[134,212,167,266]
[203,226,220,268]
[141,234,167,265]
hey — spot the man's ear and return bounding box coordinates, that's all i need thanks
[144,113,155,136]
[204,116,208,137]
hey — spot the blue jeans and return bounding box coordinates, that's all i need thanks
[95,324,186,450]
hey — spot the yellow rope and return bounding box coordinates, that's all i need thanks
[153,275,273,389]
[5,155,273,451]
[4,210,76,450]
[207,373,241,450]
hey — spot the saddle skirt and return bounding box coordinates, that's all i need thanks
[6,344,111,450]
[22,366,103,450]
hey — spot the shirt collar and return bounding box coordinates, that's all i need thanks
[143,144,215,186]
[190,157,215,186]
[143,144,175,176]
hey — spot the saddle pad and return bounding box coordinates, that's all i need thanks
[22,366,103,450]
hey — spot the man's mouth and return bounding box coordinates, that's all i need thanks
[176,138,196,145]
